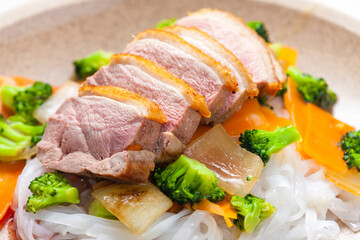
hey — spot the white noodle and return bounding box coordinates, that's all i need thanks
[14,145,360,239]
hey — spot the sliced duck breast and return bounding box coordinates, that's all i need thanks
[163,26,258,123]
[86,54,210,144]
[176,9,286,95]
[124,29,238,122]
[37,85,166,182]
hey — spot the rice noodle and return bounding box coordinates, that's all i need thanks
[14,146,360,239]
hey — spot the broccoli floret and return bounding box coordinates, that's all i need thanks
[154,17,176,29]
[239,126,302,165]
[246,21,269,42]
[0,115,31,157]
[339,130,360,171]
[26,171,80,213]
[286,66,337,111]
[231,194,275,234]
[89,199,117,220]
[1,82,52,125]
[153,155,225,205]
[257,95,273,110]
[0,115,46,157]
[73,50,113,79]
[10,121,46,146]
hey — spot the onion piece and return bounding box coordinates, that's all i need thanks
[185,124,263,197]
[33,81,80,124]
[92,182,173,234]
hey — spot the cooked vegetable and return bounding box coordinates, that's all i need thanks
[239,126,302,165]
[286,66,337,111]
[304,102,354,174]
[284,78,309,156]
[154,154,225,204]
[88,199,117,220]
[154,17,176,29]
[339,130,360,171]
[0,161,25,222]
[34,81,80,124]
[231,194,275,234]
[222,99,291,137]
[269,42,282,57]
[26,171,80,213]
[1,81,52,125]
[257,95,273,109]
[92,182,172,234]
[0,115,46,158]
[0,115,31,157]
[246,21,269,42]
[73,50,113,79]
[192,195,237,227]
[185,124,263,197]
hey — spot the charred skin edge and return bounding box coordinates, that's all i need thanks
[110,54,211,118]
[186,8,285,96]
[79,84,167,124]
[130,29,239,93]
[163,25,259,98]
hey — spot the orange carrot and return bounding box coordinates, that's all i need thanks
[223,98,291,136]
[0,161,26,222]
[326,168,360,196]
[193,196,237,227]
[278,46,297,70]
[12,76,35,86]
[284,78,309,156]
[304,103,354,174]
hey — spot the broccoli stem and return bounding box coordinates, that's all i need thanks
[10,122,46,136]
[265,126,302,154]
[0,119,30,142]
[0,136,30,156]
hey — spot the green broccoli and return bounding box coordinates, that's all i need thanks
[153,155,225,205]
[286,66,337,111]
[1,82,52,125]
[26,171,80,213]
[239,126,302,165]
[339,130,360,171]
[73,50,113,79]
[231,194,275,234]
[246,21,269,42]
[154,17,176,29]
[0,115,46,157]
[0,115,31,157]
[257,95,273,110]
[89,199,117,220]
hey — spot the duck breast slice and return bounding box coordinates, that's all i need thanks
[176,9,286,95]
[125,29,238,122]
[86,54,209,144]
[37,86,167,182]
[164,26,258,123]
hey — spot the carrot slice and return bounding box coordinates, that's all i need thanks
[222,99,269,136]
[326,168,360,195]
[304,104,354,174]
[278,46,297,70]
[12,76,35,86]
[284,78,309,156]
[193,195,237,227]
[0,161,26,221]
[223,98,291,136]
